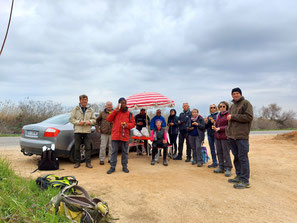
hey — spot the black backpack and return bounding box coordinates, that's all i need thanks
[38,145,59,170]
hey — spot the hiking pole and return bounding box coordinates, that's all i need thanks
[0,0,14,56]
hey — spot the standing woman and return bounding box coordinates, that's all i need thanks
[212,101,232,177]
[167,109,179,156]
[204,104,219,168]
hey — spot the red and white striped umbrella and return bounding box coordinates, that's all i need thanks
[126,92,175,110]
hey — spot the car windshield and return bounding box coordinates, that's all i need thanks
[42,113,70,125]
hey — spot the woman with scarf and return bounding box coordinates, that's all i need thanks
[212,101,232,177]
[167,109,179,156]
[188,109,205,167]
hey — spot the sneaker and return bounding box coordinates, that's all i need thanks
[173,156,182,160]
[107,168,115,174]
[228,176,241,183]
[214,167,224,173]
[74,163,80,168]
[163,160,168,166]
[151,160,155,165]
[100,161,104,165]
[208,163,218,168]
[233,182,250,189]
[86,162,93,168]
[185,158,191,162]
[192,161,197,165]
[197,163,203,167]
[225,170,231,177]
[122,167,129,173]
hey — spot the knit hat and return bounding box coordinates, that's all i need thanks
[118,97,126,103]
[231,87,242,95]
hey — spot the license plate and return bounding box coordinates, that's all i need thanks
[26,130,39,137]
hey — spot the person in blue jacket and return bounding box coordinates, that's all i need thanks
[204,104,219,168]
[150,109,166,131]
[167,109,179,156]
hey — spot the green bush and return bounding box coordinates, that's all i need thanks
[0,156,69,222]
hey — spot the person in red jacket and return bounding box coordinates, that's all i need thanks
[106,97,135,174]
[212,101,232,177]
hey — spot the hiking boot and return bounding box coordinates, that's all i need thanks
[208,163,218,168]
[192,161,197,165]
[86,162,93,168]
[74,163,80,168]
[173,156,182,160]
[185,158,191,162]
[100,161,104,165]
[107,168,115,174]
[233,182,250,189]
[122,167,129,173]
[163,160,168,166]
[151,159,155,165]
[197,163,203,167]
[214,167,224,173]
[225,170,231,177]
[228,176,241,184]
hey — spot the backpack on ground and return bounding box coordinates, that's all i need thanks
[50,184,118,223]
[201,146,210,163]
[38,144,59,171]
[36,174,78,192]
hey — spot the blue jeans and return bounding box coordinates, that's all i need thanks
[229,139,250,184]
[207,134,217,165]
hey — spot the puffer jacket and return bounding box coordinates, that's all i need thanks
[214,111,228,140]
[226,96,253,139]
[178,109,191,133]
[95,109,113,135]
[69,104,96,133]
[189,115,206,142]
[167,109,179,135]
[107,109,135,142]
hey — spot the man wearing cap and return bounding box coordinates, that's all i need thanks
[106,97,136,174]
[226,88,253,189]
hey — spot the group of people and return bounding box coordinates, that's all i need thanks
[69,87,253,189]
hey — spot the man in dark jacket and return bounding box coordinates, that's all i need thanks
[174,103,191,161]
[226,88,253,189]
[95,101,113,165]
[134,109,150,154]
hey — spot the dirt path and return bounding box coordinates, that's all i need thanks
[1,135,297,223]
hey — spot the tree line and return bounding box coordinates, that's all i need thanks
[0,99,296,134]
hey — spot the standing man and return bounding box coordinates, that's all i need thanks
[70,94,96,168]
[106,97,135,174]
[174,103,191,161]
[226,88,253,189]
[96,101,113,165]
[150,109,166,131]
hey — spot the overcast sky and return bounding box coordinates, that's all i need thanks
[0,0,296,116]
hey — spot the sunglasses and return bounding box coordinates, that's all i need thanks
[219,105,226,108]
[210,107,216,109]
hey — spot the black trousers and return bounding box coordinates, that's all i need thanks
[152,141,167,161]
[178,132,191,159]
[74,133,91,163]
[169,133,178,154]
[229,139,250,183]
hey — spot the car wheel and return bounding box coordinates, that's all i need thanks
[69,145,86,163]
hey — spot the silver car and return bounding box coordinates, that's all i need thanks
[20,113,101,162]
